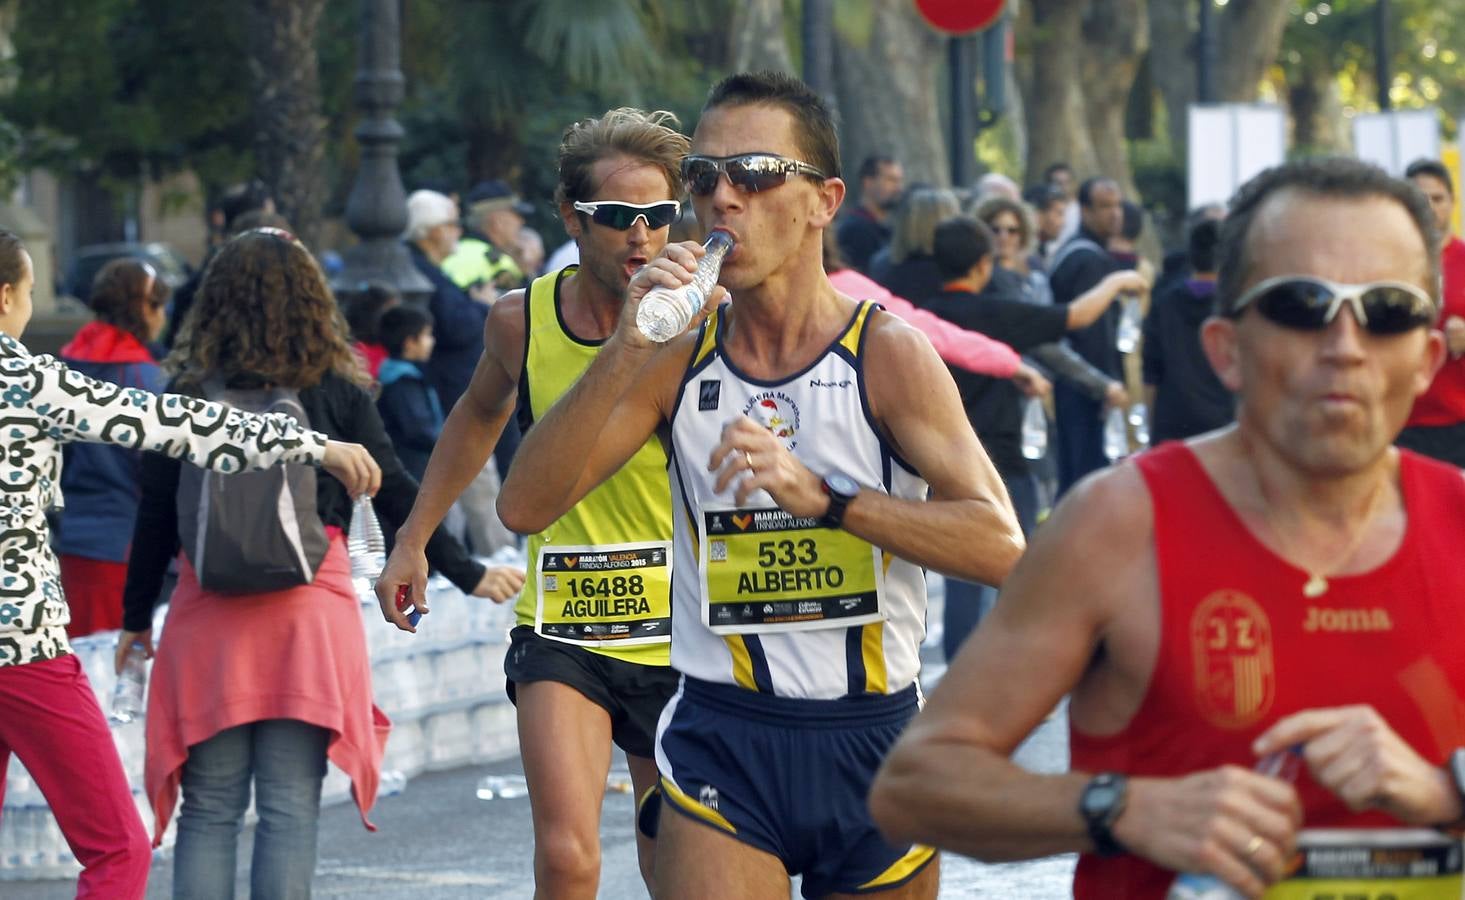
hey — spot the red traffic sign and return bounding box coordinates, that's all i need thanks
[914,0,1004,35]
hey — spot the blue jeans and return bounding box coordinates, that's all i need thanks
[173,719,330,900]
[943,470,1039,663]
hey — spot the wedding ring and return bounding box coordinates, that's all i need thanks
[744,451,755,473]
[1245,835,1264,857]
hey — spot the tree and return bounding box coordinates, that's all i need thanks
[833,0,949,187]
[248,0,328,248]
[1018,0,1100,182]
[1148,0,1292,155]
[1080,0,1149,199]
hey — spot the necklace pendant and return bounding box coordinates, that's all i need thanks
[1303,574,1329,598]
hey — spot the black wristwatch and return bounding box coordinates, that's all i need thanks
[1078,772,1129,857]
[820,471,860,529]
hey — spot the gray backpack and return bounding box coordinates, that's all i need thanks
[176,378,330,594]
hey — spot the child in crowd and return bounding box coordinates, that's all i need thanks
[375,305,443,481]
[343,282,400,379]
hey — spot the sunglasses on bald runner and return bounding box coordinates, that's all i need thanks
[572,200,682,231]
[1228,275,1438,336]
[681,153,828,197]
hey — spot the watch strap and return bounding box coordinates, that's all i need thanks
[1080,773,1128,857]
[821,474,855,529]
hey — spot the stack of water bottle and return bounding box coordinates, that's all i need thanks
[325,495,526,805]
[0,496,528,881]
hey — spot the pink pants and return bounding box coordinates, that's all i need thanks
[0,653,151,898]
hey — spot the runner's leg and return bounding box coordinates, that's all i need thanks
[625,752,660,892]
[517,680,615,900]
[654,801,790,899]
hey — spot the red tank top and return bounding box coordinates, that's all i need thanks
[1070,442,1465,899]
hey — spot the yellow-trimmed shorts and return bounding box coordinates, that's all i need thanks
[653,676,934,897]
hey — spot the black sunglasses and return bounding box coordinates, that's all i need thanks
[1229,276,1437,336]
[572,200,681,231]
[682,153,827,197]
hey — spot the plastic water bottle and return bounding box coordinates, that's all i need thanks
[1103,407,1129,462]
[1021,398,1048,460]
[1128,402,1150,448]
[348,494,386,582]
[636,231,736,342]
[1115,294,1142,354]
[111,640,148,724]
[1165,748,1302,899]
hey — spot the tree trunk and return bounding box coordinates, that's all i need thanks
[1022,0,1099,183]
[1287,64,1348,154]
[248,0,326,249]
[1216,0,1289,102]
[731,0,793,75]
[1147,0,1194,155]
[1079,0,1149,200]
[833,0,948,187]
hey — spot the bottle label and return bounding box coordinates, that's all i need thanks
[697,503,885,634]
[534,540,673,646]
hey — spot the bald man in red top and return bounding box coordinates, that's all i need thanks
[869,158,1465,899]
[1400,158,1465,467]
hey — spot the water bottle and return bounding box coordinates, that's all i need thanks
[1165,748,1302,899]
[1021,397,1048,460]
[1128,402,1150,449]
[636,231,736,342]
[111,640,148,724]
[1115,294,1142,354]
[1103,406,1129,462]
[348,494,386,582]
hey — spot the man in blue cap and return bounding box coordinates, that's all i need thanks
[444,179,535,297]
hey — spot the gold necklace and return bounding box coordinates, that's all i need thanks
[1256,470,1389,599]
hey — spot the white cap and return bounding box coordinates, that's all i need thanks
[405,190,459,240]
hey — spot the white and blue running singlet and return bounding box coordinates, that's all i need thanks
[667,301,929,699]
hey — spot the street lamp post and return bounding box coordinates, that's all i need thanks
[334,0,431,303]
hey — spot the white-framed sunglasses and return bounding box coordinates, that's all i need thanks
[571,200,682,231]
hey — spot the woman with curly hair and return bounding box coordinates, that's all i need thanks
[0,230,378,899]
[55,259,171,637]
[120,226,522,898]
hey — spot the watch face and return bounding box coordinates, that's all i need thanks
[1083,784,1117,815]
[828,473,859,497]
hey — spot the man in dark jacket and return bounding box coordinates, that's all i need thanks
[1048,177,1127,493]
[1142,217,1234,443]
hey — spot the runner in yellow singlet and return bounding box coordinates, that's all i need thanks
[375,108,689,899]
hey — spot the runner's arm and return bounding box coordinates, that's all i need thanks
[870,465,1303,895]
[496,329,682,535]
[498,241,721,535]
[870,467,1148,860]
[852,315,1024,583]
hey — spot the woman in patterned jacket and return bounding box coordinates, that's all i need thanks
[120,226,525,899]
[0,230,380,899]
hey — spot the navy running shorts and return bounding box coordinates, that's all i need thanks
[654,675,935,897]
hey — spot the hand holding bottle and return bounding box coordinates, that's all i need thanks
[627,233,734,345]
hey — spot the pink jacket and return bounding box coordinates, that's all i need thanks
[828,269,1020,378]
